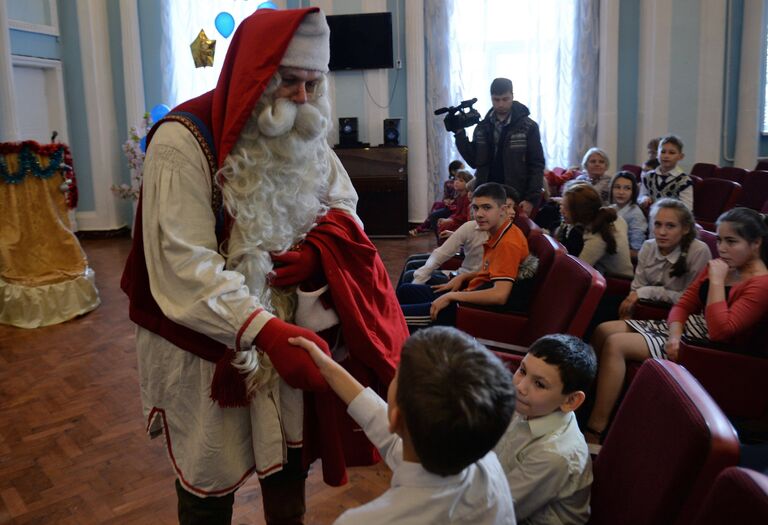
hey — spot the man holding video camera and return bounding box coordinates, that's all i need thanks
[453,77,544,216]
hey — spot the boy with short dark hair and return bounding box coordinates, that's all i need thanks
[290,326,517,524]
[454,77,545,217]
[638,134,692,211]
[398,182,529,328]
[494,334,597,525]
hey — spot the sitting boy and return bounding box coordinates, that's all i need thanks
[290,326,517,524]
[398,182,529,329]
[494,334,596,525]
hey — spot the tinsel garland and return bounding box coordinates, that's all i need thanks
[0,141,78,208]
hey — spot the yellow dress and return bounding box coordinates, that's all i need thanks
[0,142,100,328]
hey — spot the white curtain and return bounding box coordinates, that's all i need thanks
[425,0,599,206]
[160,1,259,107]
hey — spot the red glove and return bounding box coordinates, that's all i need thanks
[270,244,321,287]
[254,317,330,391]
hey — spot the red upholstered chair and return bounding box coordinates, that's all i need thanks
[757,160,768,171]
[696,228,720,259]
[693,467,768,525]
[621,164,642,179]
[713,166,748,184]
[689,174,702,186]
[736,170,768,211]
[677,336,768,420]
[693,178,742,230]
[590,359,740,525]
[513,213,541,238]
[691,162,718,179]
[456,252,605,348]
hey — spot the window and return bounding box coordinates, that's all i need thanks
[448,0,596,168]
[165,2,257,106]
[763,28,768,134]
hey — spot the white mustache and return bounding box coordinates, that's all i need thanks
[257,97,328,140]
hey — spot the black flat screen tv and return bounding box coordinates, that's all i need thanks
[327,12,394,71]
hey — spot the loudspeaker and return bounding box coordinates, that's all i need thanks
[383,118,401,146]
[338,117,359,146]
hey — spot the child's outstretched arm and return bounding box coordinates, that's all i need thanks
[289,336,364,405]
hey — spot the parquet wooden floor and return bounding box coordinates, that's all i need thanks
[0,232,434,524]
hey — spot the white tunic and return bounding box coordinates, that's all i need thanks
[137,122,358,496]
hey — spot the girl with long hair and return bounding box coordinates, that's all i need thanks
[585,207,768,443]
[556,183,634,278]
[617,198,711,319]
[609,171,647,258]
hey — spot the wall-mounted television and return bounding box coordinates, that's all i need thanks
[327,12,394,71]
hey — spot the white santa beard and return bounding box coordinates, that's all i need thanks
[218,90,332,310]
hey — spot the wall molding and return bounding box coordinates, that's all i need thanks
[0,2,20,141]
[405,0,427,221]
[74,0,124,231]
[597,0,620,169]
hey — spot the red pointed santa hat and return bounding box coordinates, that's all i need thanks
[211,7,330,166]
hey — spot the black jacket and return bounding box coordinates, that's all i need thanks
[455,101,545,205]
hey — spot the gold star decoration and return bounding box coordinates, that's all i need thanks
[190,29,216,68]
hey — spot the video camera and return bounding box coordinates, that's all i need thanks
[434,98,481,133]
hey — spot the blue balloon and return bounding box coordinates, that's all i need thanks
[215,12,235,38]
[140,136,147,153]
[257,2,278,10]
[150,103,170,124]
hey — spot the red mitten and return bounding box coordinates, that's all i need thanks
[254,317,330,391]
[270,244,321,287]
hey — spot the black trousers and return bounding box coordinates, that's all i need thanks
[176,448,307,525]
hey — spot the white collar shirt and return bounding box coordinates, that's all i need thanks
[335,388,516,525]
[631,238,712,303]
[494,411,592,525]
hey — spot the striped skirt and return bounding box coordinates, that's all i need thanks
[625,314,709,359]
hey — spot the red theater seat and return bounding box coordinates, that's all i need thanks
[713,166,748,184]
[691,162,717,179]
[736,170,768,211]
[693,178,742,231]
[677,336,768,420]
[457,251,605,348]
[693,467,768,525]
[590,359,740,525]
[621,164,642,179]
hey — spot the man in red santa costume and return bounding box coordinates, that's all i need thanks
[121,7,407,525]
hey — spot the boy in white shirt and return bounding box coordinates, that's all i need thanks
[494,334,597,525]
[290,326,517,524]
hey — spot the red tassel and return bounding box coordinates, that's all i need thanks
[210,347,250,408]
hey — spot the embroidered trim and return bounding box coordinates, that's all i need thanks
[236,308,265,351]
[147,407,256,496]
[157,113,222,215]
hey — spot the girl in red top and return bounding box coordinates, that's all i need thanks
[437,170,474,240]
[585,207,768,443]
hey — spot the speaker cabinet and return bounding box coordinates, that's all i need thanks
[383,118,401,146]
[334,146,408,237]
[338,117,359,147]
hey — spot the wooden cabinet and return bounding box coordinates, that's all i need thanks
[333,146,408,237]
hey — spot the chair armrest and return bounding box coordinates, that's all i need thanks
[455,303,528,345]
[439,253,463,271]
[605,276,631,297]
[490,350,525,373]
[633,299,672,320]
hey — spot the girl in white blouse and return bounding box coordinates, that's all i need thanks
[617,198,712,319]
